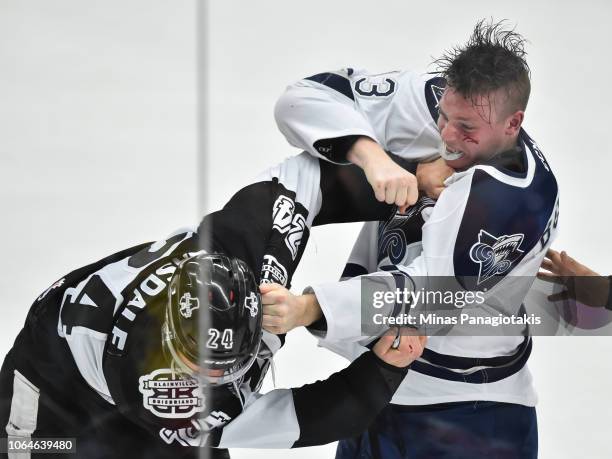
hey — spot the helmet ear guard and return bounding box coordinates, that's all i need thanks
[163,252,263,385]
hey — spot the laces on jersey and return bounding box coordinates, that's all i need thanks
[231,380,244,409]
[270,359,277,388]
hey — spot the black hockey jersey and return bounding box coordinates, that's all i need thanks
[1,153,409,456]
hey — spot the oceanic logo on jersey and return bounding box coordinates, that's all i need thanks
[179,292,199,318]
[469,230,525,285]
[244,292,259,317]
[272,195,306,260]
[139,369,205,419]
[378,197,435,266]
[260,254,288,286]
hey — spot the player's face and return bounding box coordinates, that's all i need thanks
[176,348,226,379]
[437,88,523,170]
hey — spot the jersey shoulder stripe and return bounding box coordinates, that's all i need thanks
[304,72,354,101]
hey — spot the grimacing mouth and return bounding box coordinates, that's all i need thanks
[438,141,465,161]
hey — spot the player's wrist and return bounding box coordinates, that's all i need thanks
[346,136,386,170]
[297,294,322,327]
[369,349,411,373]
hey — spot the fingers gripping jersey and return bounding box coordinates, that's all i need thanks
[275,68,444,163]
[6,153,407,451]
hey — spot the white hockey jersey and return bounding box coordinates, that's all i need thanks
[275,68,444,163]
[276,68,560,406]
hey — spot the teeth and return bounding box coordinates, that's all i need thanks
[438,141,465,161]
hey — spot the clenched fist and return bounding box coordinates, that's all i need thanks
[347,137,418,212]
[416,157,454,200]
[373,328,427,368]
[260,283,322,334]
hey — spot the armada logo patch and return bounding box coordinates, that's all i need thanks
[272,196,296,233]
[469,230,525,285]
[285,213,305,260]
[139,369,205,419]
[272,195,307,260]
[260,254,288,286]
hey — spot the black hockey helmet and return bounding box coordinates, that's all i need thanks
[162,252,262,385]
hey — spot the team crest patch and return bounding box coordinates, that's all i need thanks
[272,196,295,233]
[377,197,435,265]
[272,195,306,260]
[260,254,288,286]
[139,369,205,419]
[179,292,199,318]
[469,230,525,285]
[244,292,259,317]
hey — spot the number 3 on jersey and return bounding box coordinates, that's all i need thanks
[354,75,397,97]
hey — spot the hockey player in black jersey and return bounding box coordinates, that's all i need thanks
[0,151,426,458]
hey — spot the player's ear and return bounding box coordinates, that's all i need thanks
[504,110,524,136]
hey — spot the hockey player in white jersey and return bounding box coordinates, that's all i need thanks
[267,20,558,458]
[0,152,427,459]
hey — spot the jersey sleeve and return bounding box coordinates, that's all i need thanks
[274,68,443,164]
[339,222,380,280]
[217,350,408,448]
[307,174,493,343]
[274,68,377,164]
[104,275,408,451]
[311,149,560,344]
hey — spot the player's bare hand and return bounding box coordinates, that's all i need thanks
[416,157,454,200]
[373,328,427,368]
[260,283,322,334]
[538,249,599,279]
[347,137,418,212]
[537,249,609,307]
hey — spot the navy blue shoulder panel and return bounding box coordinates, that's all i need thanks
[453,134,558,291]
[424,76,446,122]
[341,262,369,279]
[305,72,354,101]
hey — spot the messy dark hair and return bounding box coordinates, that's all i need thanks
[434,19,531,118]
